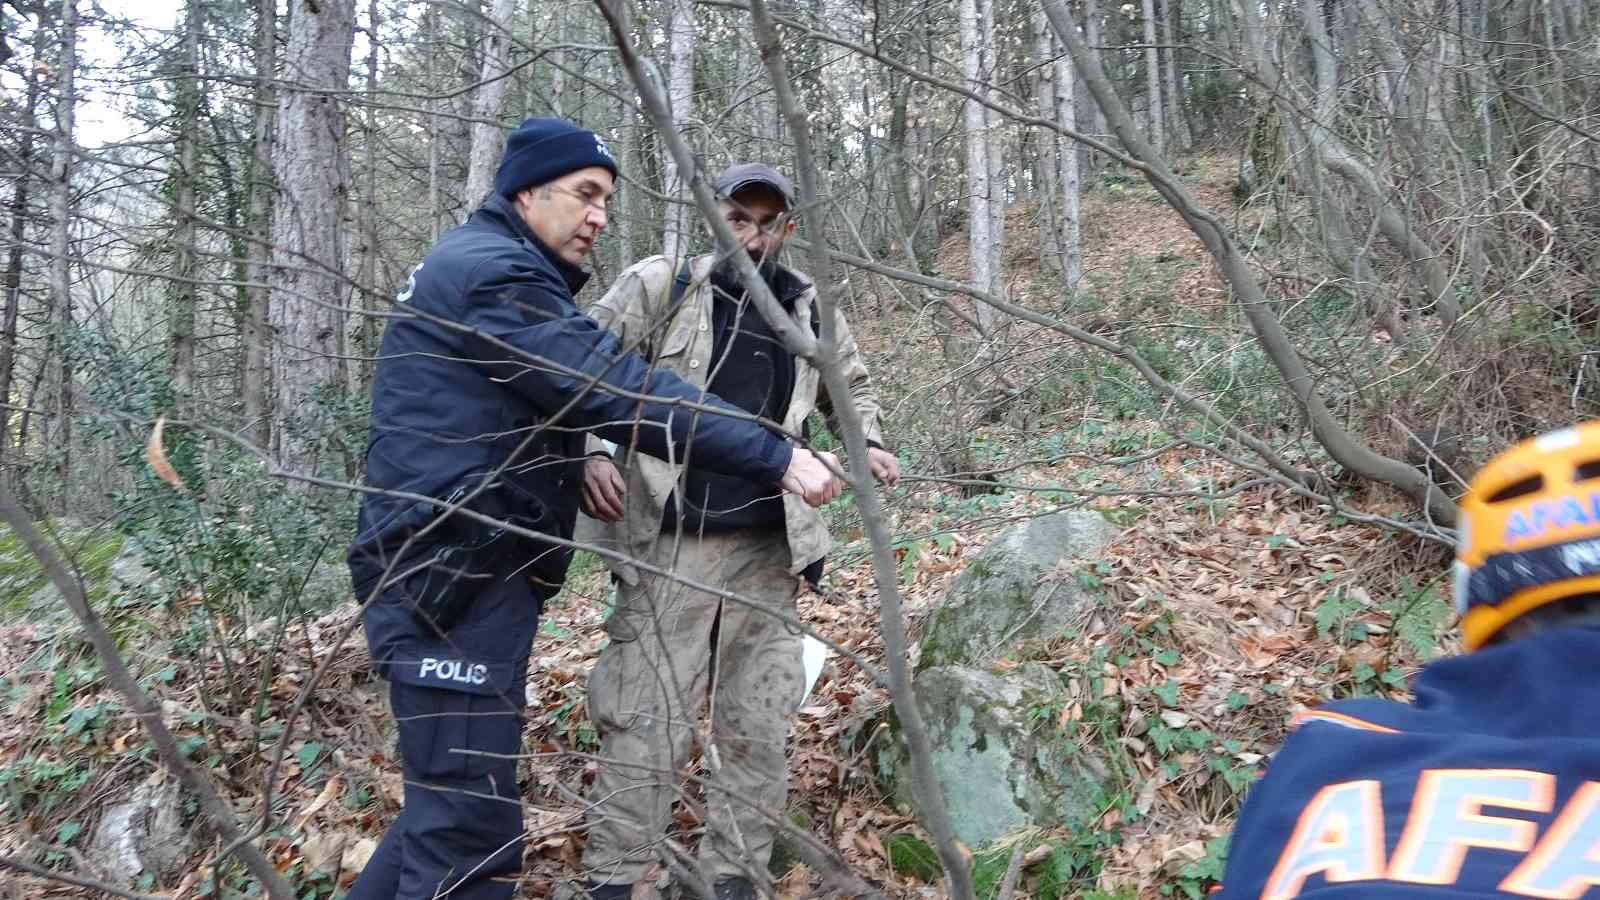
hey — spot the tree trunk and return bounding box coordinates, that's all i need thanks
[49,0,79,510]
[549,4,567,116]
[959,0,996,333]
[1160,0,1188,148]
[733,32,777,152]
[1082,0,1108,163]
[426,3,442,242]
[1033,5,1061,271]
[888,77,916,269]
[356,0,382,391]
[1052,19,1083,288]
[1293,0,1401,336]
[0,19,45,464]
[1142,0,1164,152]
[980,0,1005,316]
[462,0,518,208]
[660,0,695,262]
[734,0,980,891]
[615,83,636,269]
[241,0,277,448]
[18,352,46,456]
[170,0,202,413]
[268,0,356,476]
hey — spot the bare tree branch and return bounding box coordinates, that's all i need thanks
[0,854,169,900]
[743,0,978,894]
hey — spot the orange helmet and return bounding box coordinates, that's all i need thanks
[1454,420,1600,650]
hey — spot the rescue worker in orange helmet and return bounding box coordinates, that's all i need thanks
[1215,421,1600,899]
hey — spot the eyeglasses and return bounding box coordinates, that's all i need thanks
[546,182,612,214]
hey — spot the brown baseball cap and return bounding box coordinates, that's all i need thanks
[713,163,796,209]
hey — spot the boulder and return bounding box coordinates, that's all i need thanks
[88,773,194,885]
[917,510,1117,670]
[876,663,1110,848]
[108,543,157,593]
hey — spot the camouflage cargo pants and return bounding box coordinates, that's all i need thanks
[581,529,807,886]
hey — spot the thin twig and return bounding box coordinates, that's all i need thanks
[0,854,169,900]
[995,842,1027,900]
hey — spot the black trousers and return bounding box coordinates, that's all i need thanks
[349,565,549,900]
[347,681,526,900]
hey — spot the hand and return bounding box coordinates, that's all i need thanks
[780,447,845,508]
[866,446,900,487]
[580,455,626,522]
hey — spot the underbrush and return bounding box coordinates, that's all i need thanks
[0,589,384,897]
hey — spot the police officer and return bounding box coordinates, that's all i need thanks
[1215,420,1600,898]
[344,117,842,900]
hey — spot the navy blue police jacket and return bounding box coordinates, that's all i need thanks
[1216,625,1600,899]
[348,195,793,695]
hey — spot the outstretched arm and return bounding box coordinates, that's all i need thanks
[461,257,842,505]
[816,302,896,484]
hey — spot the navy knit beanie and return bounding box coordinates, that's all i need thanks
[494,117,620,199]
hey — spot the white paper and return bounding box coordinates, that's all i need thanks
[800,634,829,704]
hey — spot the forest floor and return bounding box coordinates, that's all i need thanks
[0,152,1455,898]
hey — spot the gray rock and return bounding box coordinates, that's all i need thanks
[24,582,61,612]
[917,510,1116,669]
[89,773,193,885]
[766,798,816,876]
[108,544,157,592]
[876,663,1109,847]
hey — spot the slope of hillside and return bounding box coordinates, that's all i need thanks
[0,154,1451,899]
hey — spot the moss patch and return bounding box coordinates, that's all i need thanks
[0,521,125,615]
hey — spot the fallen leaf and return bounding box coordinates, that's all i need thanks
[294,776,343,831]
[776,863,813,898]
[343,838,377,874]
[379,772,404,805]
[852,828,886,860]
[298,828,335,872]
[1162,839,1208,874]
[1136,774,1162,815]
[145,417,186,490]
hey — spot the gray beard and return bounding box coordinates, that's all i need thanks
[714,252,780,285]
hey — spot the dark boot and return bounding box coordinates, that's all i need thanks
[712,877,756,900]
[586,883,634,900]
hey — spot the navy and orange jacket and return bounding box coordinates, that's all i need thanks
[1216,626,1600,898]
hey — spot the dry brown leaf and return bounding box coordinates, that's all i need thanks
[775,863,814,898]
[852,828,885,860]
[145,416,187,490]
[343,837,377,874]
[379,771,404,805]
[295,775,343,831]
[299,829,372,876]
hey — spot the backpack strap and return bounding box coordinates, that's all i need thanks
[642,260,697,354]
[667,260,694,313]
